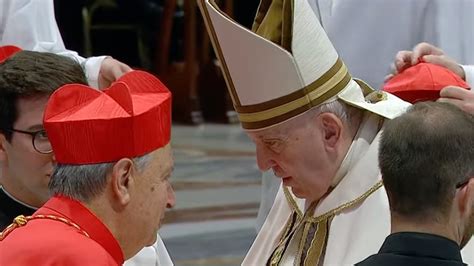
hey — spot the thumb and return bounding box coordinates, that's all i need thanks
[421,55,449,68]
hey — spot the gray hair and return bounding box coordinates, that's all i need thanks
[49,153,153,203]
[306,99,364,132]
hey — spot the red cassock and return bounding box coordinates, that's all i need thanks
[0,196,124,265]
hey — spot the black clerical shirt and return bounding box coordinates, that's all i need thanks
[356,232,466,266]
[0,186,36,231]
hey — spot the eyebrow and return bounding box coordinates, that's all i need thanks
[25,124,44,131]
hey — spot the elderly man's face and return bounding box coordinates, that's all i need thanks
[133,143,175,247]
[0,96,55,207]
[247,113,340,203]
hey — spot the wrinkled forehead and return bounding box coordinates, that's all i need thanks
[158,143,174,166]
[245,121,292,141]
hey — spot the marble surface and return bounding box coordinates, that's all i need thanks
[163,124,262,266]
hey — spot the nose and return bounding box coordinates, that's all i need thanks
[256,145,274,171]
[166,184,176,209]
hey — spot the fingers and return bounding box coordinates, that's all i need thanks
[437,97,465,107]
[108,59,132,79]
[109,63,126,79]
[390,43,446,79]
[98,57,132,89]
[439,86,474,114]
[119,62,133,75]
[394,50,413,73]
[440,86,472,100]
[384,73,394,83]
[437,97,470,113]
[412,42,444,64]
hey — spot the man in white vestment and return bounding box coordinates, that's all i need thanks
[198,0,474,264]
[259,0,474,231]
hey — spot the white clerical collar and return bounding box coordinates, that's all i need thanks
[0,185,38,210]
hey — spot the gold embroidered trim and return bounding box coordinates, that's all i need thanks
[284,180,383,223]
[295,215,313,265]
[0,214,90,240]
[239,66,351,129]
[269,212,298,266]
[307,180,383,223]
[236,59,346,114]
[284,186,303,218]
[277,180,384,264]
[304,217,330,265]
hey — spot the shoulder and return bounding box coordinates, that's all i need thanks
[0,223,117,265]
[53,240,117,265]
[355,254,390,266]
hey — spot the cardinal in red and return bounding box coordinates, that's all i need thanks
[0,70,175,265]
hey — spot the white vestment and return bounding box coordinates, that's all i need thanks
[245,112,474,265]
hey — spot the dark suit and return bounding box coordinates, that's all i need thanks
[356,232,467,266]
[0,186,35,231]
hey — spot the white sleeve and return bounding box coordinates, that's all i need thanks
[124,235,174,266]
[0,0,105,88]
[461,64,474,88]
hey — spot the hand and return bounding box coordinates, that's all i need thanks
[438,86,474,114]
[98,57,132,89]
[386,42,465,81]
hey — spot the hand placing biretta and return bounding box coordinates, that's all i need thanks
[383,62,469,103]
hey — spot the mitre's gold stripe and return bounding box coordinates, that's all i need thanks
[240,71,351,129]
[237,61,350,130]
[236,58,344,113]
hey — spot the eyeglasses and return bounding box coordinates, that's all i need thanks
[4,128,52,154]
[456,177,473,189]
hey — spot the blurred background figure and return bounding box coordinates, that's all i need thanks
[309,0,474,90]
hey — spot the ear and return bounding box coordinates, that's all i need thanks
[110,158,134,207]
[457,179,474,217]
[0,133,8,162]
[318,113,343,150]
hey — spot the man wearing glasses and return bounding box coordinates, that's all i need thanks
[0,48,87,230]
[0,48,175,265]
[357,102,474,266]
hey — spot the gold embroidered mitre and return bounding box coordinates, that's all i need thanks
[198,0,409,131]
